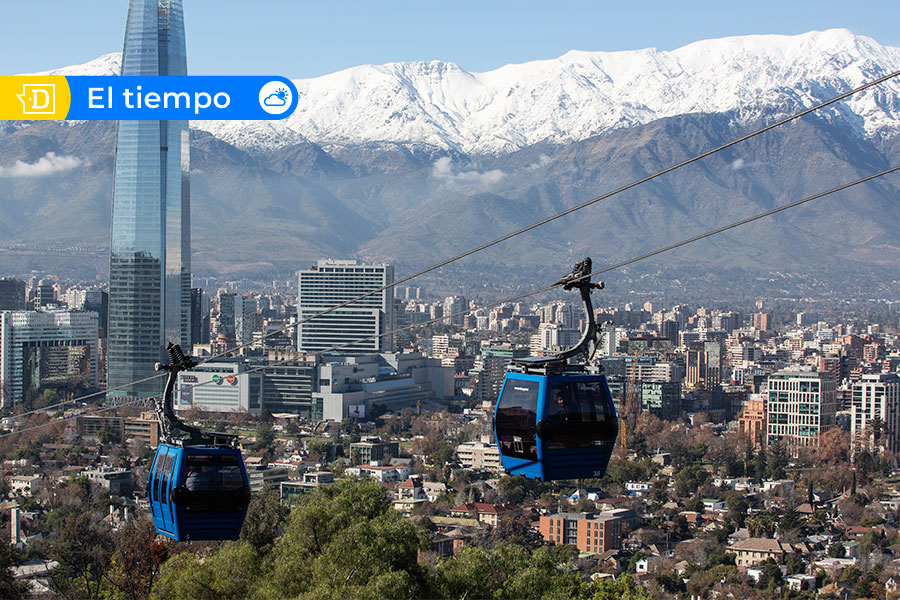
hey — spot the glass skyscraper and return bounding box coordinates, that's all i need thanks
[108,0,190,398]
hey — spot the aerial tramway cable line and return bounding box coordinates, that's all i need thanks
[3,163,900,445]
[2,165,899,536]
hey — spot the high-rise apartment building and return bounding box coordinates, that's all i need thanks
[189,288,210,346]
[640,381,682,420]
[35,280,56,308]
[538,512,627,554]
[442,296,467,327]
[739,393,767,448]
[750,313,771,331]
[107,0,190,398]
[216,291,236,344]
[851,373,900,453]
[234,296,260,345]
[0,310,99,407]
[0,279,26,311]
[685,341,721,390]
[297,260,394,354]
[766,370,837,449]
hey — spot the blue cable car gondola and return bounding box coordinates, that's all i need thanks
[147,344,251,541]
[493,258,619,481]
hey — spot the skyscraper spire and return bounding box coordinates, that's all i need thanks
[108,0,190,398]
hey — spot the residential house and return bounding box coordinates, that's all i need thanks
[729,537,808,568]
[450,502,522,527]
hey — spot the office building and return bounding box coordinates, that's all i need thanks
[260,360,318,416]
[234,296,260,345]
[0,310,99,407]
[851,373,900,453]
[316,352,451,420]
[750,313,771,331]
[766,370,837,449]
[35,280,56,308]
[175,361,263,415]
[297,260,394,354]
[107,0,190,399]
[0,279,26,311]
[190,288,210,346]
[82,467,133,496]
[640,381,682,420]
[442,295,467,327]
[601,356,680,383]
[124,413,160,447]
[75,415,124,439]
[473,344,529,400]
[456,435,503,473]
[349,440,400,465]
[686,341,721,390]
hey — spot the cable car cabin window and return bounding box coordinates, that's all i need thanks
[176,453,248,514]
[495,380,538,461]
[541,381,617,448]
[160,455,175,503]
[149,453,160,503]
[184,454,245,492]
[155,454,173,503]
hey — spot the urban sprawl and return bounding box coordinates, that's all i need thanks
[0,262,899,598]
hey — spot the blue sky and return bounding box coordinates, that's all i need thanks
[2,1,899,77]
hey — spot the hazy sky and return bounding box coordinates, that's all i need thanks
[2,0,899,77]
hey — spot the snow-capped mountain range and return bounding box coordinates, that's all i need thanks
[31,29,900,155]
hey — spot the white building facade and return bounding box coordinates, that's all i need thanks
[0,310,99,407]
[766,370,837,449]
[851,373,900,453]
[297,260,394,354]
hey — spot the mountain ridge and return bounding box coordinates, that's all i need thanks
[25,29,900,154]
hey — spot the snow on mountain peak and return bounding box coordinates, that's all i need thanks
[27,29,900,154]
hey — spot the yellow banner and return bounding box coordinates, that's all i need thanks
[0,76,71,120]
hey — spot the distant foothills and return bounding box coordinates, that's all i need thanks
[1,29,900,298]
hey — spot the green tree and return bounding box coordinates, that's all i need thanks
[757,559,783,589]
[496,476,547,504]
[153,541,262,600]
[0,545,28,600]
[240,484,289,553]
[102,518,166,600]
[490,513,543,551]
[431,544,586,600]
[49,511,115,600]
[725,491,749,528]
[252,422,276,458]
[590,573,651,600]
[753,444,767,480]
[746,512,776,537]
[307,441,330,463]
[257,479,428,599]
[674,464,710,498]
[778,504,802,536]
[768,439,788,480]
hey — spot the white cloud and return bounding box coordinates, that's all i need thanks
[431,156,505,187]
[731,158,745,170]
[527,154,552,170]
[0,152,82,178]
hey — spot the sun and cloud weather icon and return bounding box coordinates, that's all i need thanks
[264,88,289,106]
[258,81,293,115]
